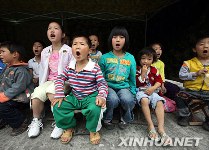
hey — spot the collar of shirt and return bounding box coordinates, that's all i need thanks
[32,57,37,62]
[68,59,95,71]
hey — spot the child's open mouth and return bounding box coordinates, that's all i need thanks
[50,34,55,38]
[76,51,80,56]
[116,44,120,46]
[91,44,95,49]
[203,50,208,53]
[34,50,38,53]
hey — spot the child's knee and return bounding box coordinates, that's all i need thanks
[140,98,149,106]
[88,104,101,114]
[155,100,164,108]
[32,98,44,104]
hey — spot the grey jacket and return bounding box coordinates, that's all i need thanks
[0,63,34,103]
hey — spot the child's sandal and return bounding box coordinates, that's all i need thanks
[60,129,74,144]
[90,132,101,145]
[159,132,171,145]
[147,128,160,141]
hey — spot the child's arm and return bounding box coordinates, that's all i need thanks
[141,65,148,81]
[0,92,9,102]
[38,50,46,85]
[145,82,161,96]
[97,51,103,63]
[129,57,136,95]
[95,64,108,107]
[136,66,147,87]
[159,63,167,93]
[2,68,31,102]
[54,66,70,99]
[98,55,105,75]
[145,68,162,95]
[179,62,207,80]
[52,66,70,107]
[161,82,167,94]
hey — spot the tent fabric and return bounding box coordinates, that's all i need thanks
[0,0,180,23]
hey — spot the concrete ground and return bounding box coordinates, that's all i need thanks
[0,111,208,150]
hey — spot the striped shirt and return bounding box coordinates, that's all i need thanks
[55,59,108,100]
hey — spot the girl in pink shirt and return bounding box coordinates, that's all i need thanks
[27,21,74,139]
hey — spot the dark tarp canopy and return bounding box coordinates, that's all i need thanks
[0,0,180,23]
[0,0,181,50]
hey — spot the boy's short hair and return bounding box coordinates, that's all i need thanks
[137,47,157,65]
[89,34,100,42]
[0,41,26,61]
[71,35,92,48]
[191,33,209,48]
[150,42,163,51]
[108,26,129,51]
[33,40,46,48]
[89,34,99,39]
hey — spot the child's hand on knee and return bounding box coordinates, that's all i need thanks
[95,96,106,108]
[145,87,155,95]
[51,98,65,107]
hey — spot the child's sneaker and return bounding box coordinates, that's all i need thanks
[50,122,63,139]
[118,121,128,130]
[102,120,115,130]
[27,118,43,138]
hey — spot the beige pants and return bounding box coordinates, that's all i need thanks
[31,81,55,102]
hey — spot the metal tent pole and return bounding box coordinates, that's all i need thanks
[144,14,148,47]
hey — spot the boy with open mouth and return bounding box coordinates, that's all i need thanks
[52,35,108,145]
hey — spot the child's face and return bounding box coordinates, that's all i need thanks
[0,47,14,63]
[112,35,125,51]
[89,35,99,51]
[72,37,90,62]
[152,44,162,59]
[47,22,64,44]
[0,49,3,59]
[193,37,209,59]
[33,42,43,56]
[140,54,153,67]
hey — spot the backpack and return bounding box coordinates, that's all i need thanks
[163,96,176,112]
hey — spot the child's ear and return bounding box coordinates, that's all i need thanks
[192,48,196,53]
[62,33,66,39]
[13,51,20,59]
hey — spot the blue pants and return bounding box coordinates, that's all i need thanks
[103,88,136,123]
[136,91,165,109]
[0,100,27,128]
